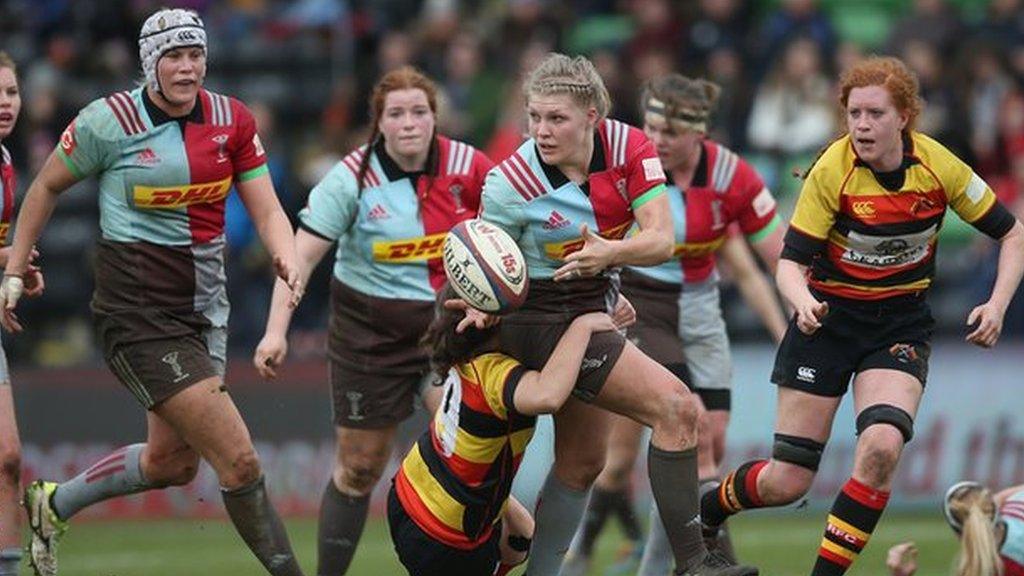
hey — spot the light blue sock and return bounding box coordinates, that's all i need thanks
[526,472,589,576]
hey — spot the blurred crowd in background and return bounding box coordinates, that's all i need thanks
[1,0,1024,368]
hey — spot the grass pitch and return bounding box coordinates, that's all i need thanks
[38,511,955,575]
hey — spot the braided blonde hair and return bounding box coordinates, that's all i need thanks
[523,53,612,120]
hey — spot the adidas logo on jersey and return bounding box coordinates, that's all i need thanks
[367,204,390,221]
[543,210,571,230]
[135,148,160,166]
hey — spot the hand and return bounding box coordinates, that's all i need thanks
[23,265,45,298]
[553,224,616,282]
[794,297,828,335]
[966,301,1005,348]
[253,332,288,379]
[611,295,636,330]
[575,311,617,333]
[0,275,25,333]
[886,542,917,576]
[273,254,304,308]
[444,298,499,333]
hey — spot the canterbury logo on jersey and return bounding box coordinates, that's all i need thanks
[544,221,631,260]
[373,233,447,262]
[852,201,876,218]
[132,177,232,208]
[672,237,726,258]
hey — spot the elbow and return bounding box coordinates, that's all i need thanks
[655,229,674,261]
[532,391,568,415]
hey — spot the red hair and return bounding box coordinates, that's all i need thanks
[839,56,922,132]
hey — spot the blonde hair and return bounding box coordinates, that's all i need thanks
[523,53,612,120]
[948,485,1003,576]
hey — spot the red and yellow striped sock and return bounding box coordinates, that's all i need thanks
[813,478,890,575]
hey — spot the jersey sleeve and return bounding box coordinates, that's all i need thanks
[475,353,527,420]
[298,162,359,241]
[939,150,1017,239]
[783,155,840,264]
[624,130,667,210]
[480,168,526,242]
[56,105,110,179]
[729,158,781,242]
[229,99,270,182]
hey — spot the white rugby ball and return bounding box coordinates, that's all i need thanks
[443,220,529,313]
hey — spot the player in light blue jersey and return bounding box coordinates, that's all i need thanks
[253,66,492,575]
[470,53,756,576]
[0,10,305,576]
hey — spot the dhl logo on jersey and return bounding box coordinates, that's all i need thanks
[544,221,632,261]
[132,177,232,209]
[671,237,726,259]
[373,233,447,263]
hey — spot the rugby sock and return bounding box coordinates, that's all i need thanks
[700,460,768,529]
[52,443,153,520]
[574,486,615,558]
[221,476,304,576]
[647,445,705,571]
[609,488,642,542]
[812,478,889,576]
[316,479,369,575]
[699,478,737,562]
[525,472,589,576]
[0,548,21,576]
[637,503,673,576]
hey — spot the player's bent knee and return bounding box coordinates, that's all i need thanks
[856,427,904,485]
[338,461,384,495]
[856,404,914,443]
[659,383,697,430]
[772,433,825,472]
[759,461,814,504]
[221,448,262,488]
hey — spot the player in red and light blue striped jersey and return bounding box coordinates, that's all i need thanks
[0,10,305,576]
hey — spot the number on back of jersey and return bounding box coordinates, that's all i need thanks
[435,368,462,457]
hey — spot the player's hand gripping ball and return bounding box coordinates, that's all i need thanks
[443,220,528,313]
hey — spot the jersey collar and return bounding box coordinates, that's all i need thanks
[374,138,434,183]
[665,140,708,189]
[142,88,204,127]
[537,131,606,189]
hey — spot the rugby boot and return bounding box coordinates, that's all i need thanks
[23,480,68,576]
[676,550,758,576]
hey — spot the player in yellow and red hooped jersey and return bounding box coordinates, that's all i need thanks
[566,74,788,576]
[699,57,1024,576]
[0,49,45,576]
[252,66,493,575]
[388,286,619,576]
[470,53,756,576]
[0,10,306,576]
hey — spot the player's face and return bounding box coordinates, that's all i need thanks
[157,47,206,107]
[379,88,435,163]
[643,114,701,172]
[0,66,21,140]
[846,85,908,171]
[527,93,597,168]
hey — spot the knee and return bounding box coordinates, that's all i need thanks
[0,445,21,487]
[758,463,813,505]
[655,383,698,434]
[555,452,606,490]
[220,447,262,489]
[144,445,200,487]
[855,426,904,487]
[335,452,387,496]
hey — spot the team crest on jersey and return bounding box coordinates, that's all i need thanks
[889,343,919,364]
[615,178,628,203]
[60,121,77,156]
[449,183,466,214]
[212,134,229,163]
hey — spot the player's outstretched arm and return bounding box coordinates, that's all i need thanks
[512,312,616,415]
[967,219,1024,348]
[253,228,333,379]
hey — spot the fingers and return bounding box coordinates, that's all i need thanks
[455,315,475,334]
[553,261,585,282]
[966,306,981,328]
[444,298,470,311]
[0,309,21,333]
[966,306,1003,348]
[813,301,829,320]
[579,223,591,238]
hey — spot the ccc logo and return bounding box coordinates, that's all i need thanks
[852,201,876,217]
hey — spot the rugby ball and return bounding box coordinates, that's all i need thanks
[443,220,529,313]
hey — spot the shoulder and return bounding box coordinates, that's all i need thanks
[438,135,492,177]
[202,89,250,128]
[805,135,854,185]
[599,118,648,167]
[910,132,967,175]
[335,144,381,189]
[85,90,146,139]
[490,141,546,202]
[470,352,521,381]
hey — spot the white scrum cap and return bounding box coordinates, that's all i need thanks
[138,8,207,92]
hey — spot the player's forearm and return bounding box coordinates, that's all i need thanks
[612,227,673,267]
[988,220,1024,313]
[5,181,60,276]
[776,258,816,310]
[263,277,297,336]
